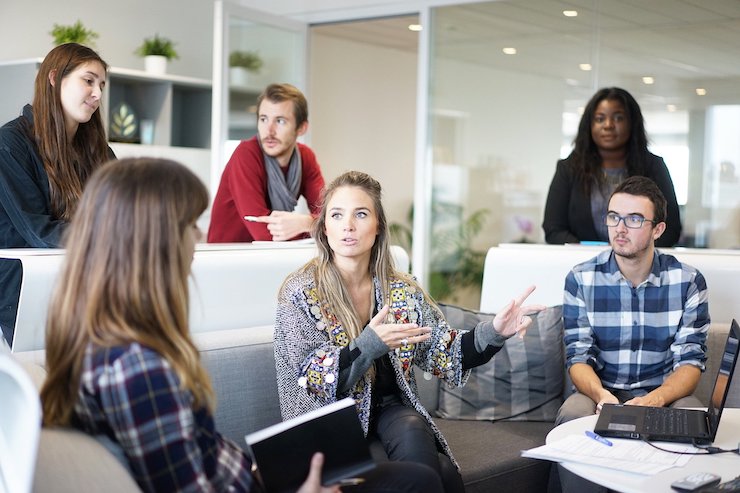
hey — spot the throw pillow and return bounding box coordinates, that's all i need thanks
[436,304,564,421]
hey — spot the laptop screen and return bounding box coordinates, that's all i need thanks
[707,319,740,437]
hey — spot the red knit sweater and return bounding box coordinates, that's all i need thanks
[207,137,325,242]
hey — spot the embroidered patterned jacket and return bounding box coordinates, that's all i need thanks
[274,264,471,467]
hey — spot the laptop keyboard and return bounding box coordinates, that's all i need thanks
[643,407,690,435]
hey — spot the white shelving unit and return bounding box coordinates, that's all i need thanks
[0,59,212,188]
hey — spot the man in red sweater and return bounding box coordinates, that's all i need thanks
[208,83,325,243]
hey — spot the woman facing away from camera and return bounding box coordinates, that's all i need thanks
[40,158,440,493]
[542,86,681,247]
[0,42,113,346]
[275,170,544,492]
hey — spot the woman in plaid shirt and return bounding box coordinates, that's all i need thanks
[39,158,338,493]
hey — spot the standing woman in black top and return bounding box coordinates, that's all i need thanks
[542,87,681,246]
[0,43,113,345]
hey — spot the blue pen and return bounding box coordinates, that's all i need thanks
[585,430,613,446]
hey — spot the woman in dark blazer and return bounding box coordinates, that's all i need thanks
[542,87,681,247]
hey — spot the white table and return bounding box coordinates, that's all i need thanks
[546,409,740,492]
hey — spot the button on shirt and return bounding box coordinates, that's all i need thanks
[563,249,709,392]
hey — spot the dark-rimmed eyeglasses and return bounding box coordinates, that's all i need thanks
[603,212,656,229]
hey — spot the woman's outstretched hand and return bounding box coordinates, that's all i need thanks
[369,305,432,349]
[492,285,546,339]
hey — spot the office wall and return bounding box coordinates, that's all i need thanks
[0,0,213,79]
[309,32,417,229]
[430,57,563,247]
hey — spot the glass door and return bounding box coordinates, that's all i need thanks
[211,0,308,198]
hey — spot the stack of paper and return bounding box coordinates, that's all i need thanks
[522,435,694,475]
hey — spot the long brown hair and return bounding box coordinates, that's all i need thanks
[32,43,110,221]
[307,171,412,341]
[41,158,213,425]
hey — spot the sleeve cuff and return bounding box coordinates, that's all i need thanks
[473,320,509,352]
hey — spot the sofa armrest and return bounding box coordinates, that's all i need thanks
[34,428,142,493]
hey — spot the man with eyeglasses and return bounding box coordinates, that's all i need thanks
[556,176,709,426]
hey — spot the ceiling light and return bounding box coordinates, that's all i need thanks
[563,10,578,17]
[408,24,423,32]
[696,88,707,96]
[667,104,677,112]
[502,47,517,55]
[579,63,592,71]
[642,76,655,85]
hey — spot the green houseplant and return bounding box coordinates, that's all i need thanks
[229,51,263,72]
[50,20,98,46]
[135,34,178,75]
[229,50,263,87]
[389,203,490,308]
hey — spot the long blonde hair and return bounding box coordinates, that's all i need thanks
[308,171,413,341]
[41,158,213,425]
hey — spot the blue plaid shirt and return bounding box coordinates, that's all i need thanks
[73,342,256,493]
[563,249,709,392]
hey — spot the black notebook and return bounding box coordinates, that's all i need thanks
[594,319,740,445]
[245,397,376,492]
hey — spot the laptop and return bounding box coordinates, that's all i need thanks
[594,319,740,445]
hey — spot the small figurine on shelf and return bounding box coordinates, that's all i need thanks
[135,34,179,75]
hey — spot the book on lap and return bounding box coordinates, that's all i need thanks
[245,397,375,492]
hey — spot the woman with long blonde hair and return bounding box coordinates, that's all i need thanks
[275,171,543,492]
[0,42,113,346]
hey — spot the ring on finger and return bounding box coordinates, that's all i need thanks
[401,338,408,346]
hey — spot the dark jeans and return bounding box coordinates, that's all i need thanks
[370,397,465,493]
[346,462,444,493]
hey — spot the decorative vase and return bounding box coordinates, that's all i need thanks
[144,55,168,75]
[229,67,250,87]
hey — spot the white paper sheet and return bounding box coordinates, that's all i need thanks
[522,434,695,475]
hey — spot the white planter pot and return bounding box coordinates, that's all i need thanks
[229,67,250,87]
[144,55,168,75]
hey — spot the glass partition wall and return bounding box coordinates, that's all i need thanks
[211,1,307,199]
[422,0,740,307]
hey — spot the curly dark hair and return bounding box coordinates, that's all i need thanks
[570,87,649,195]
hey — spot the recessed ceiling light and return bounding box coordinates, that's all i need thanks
[667,104,677,112]
[579,63,592,71]
[502,47,517,55]
[563,10,578,17]
[696,88,707,96]
[408,24,423,32]
[642,76,655,85]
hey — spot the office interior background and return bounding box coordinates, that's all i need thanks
[1,0,739,307]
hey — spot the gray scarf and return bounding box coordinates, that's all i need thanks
[263,147,302,211]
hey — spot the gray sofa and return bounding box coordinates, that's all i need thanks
[11,243,739,492]
[25,319,734,493]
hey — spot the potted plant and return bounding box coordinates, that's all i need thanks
[50,20,99,47]
[389,203,490,308]
[228,50,263,87]
[135,34,179,75]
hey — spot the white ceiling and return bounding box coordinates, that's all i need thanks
[302,0,740,110]
[242,0,740,113]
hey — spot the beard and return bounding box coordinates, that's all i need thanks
[611,233,653,260]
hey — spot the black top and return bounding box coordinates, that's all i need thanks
[542,152,682,247]
[0,105,114,343]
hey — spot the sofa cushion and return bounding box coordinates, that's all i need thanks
[195,326,282,448]
[436,305,564,421]
[34,428,142,492]
[434,419,553,493]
